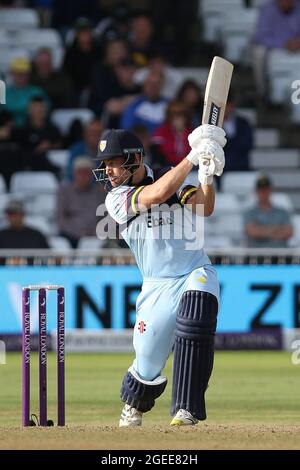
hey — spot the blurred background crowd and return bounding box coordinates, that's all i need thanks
[0,0,299,250]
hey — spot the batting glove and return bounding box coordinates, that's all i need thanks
[197,139,225,185]
[188,124,227,150]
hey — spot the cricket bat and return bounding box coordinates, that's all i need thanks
[202,56,234,127]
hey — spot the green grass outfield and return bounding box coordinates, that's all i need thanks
[0,351,299,449]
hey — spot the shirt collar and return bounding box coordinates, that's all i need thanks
[138,164,154,185]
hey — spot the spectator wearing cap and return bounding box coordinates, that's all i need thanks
[16,96,62,175]
[244,175,293,248]
[31,48,75,109]
[120,71,168,135]
[63,17,100,103]
[66,118,103,180]
[56,157,106,248]
[5,58,49,127]
[0,200,49,249]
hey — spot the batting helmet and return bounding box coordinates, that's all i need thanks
[92,129,144,190]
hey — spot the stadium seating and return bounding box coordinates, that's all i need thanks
[77,237,106,251]
[0,29,63,71]
[26,194,56,217]
[237,108,257,126]
[10,172,58,196]
[0,194,10,227]
[242,192,294,212]
[250,149,300,169]
[222,172,259,196]
[0,175,7,194]
[267,50,300,104]
[214,193,240,214]
[221,8,258,63]
[24,215,52,236]
[0,8,39,29]
[251,0,268,7]
[253,129,279,148]
[204,235,234,248]
[47,150,70,171]
[199,0,244,43]
[205,212,244,244]
[179,67,209,87]
[289,215,300,247]
[266,171,300,190]
[48,236,72,251]
[51,109,95,135]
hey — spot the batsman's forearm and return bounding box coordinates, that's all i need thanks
[189,183,215,216]
[139,158,193,206]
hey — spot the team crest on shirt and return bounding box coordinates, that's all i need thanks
[138,321,146,333]
[99,140,107,152]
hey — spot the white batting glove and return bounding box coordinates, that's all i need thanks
[188,124,227,149]
[197,139,225,185]
[198,157,215,185]
[186,148,200,166]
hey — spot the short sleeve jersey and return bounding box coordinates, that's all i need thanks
[106,165,211,278]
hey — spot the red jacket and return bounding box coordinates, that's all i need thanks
[152,124,192,166]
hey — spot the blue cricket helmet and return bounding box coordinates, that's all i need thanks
[93,129,144,190]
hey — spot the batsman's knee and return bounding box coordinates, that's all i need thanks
[176,290,218,340]
[120,366,167,413]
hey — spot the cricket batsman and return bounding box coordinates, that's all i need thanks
[93,124,226,426]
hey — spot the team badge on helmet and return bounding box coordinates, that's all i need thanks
[99,140,107,152]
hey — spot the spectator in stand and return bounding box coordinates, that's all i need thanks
[16,96,61,175]
[120,71,168,134]
[102,58,141,128]
[63,17,100,104]
[0,200,49,249]
[152,100,192,166]
[244,175,293,248]
[130,124,154,167]
[151,0,197,65]
[252,0,300,97]
[94,1,132,43]
[176,80,203,128]
[88,38,131,117]
[5,57,49,127]
[51,0,103,30]
[66,119,102,180]
[254,0,300,50]
[31,48,75,108]
[222,91,253,172]
[0,110,24,187]
[129,11,160,67]
[56,157,106,248]
[134,54,184,100]
[30,0,53,27]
